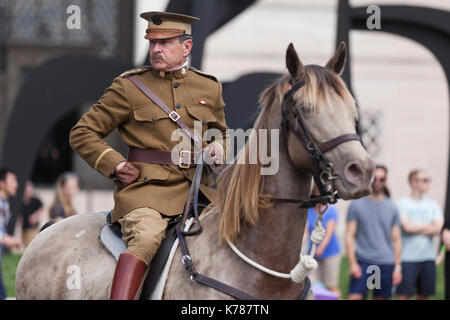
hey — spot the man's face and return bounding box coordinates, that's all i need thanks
[0,172,18,198]
[149,37,192,71]
[411,170,431,194]
[371,168,386,195]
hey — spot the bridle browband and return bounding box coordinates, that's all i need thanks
[271,78,361,208]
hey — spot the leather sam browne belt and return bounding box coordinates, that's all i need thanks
[128,147,198,169]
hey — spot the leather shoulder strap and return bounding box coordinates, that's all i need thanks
[126,75,200,146]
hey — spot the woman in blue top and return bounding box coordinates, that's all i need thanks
[305,186,342,297]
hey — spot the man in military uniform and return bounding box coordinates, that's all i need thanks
[70,11,229,300]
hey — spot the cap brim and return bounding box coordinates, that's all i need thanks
[145,30,185,40]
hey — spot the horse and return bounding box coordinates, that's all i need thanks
[15,42,374,300]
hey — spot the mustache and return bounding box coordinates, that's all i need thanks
[151,54,165,61]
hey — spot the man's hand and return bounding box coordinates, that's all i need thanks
[114,161,140,188]
[392,269,402,286]
[204,143,223,166]
[28,211,41,225]
[315,245,325,258]
[443,228,450,250]
[4,235,22,249]
[349,262,362,279]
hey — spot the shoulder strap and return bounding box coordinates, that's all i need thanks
[126,75,200,146]
[120,66,150,78]
[188,67,218,82]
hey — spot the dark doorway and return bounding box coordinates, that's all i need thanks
[30,110,79,184]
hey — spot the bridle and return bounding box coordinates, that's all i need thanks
[270,79,361,208]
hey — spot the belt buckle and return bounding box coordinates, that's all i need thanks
[179,150,191,169]
[169,111,181,122]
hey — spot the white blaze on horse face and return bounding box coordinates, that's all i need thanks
[66,265,81,290]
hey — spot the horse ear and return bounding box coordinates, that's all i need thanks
[286,43,304,79]
[326,41,347,75]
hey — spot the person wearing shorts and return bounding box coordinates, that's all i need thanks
[345,165,403,300]
[396,169,444,300]
[348,260,395,299]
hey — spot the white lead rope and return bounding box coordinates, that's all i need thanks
[226,208,327,283]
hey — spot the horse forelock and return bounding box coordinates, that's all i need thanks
[215,66,357,244]
[298,65,357,119]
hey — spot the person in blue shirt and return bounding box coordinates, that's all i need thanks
[305,185,342,297]
[0,168,22,300]
[396,169,444,300]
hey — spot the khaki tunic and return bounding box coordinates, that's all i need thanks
[69,66,229,223]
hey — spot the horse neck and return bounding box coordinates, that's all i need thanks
[234,133,312,273]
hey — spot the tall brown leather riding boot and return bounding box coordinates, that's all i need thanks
[109,252,147,300]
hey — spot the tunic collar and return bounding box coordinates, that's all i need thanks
[151,60,189,79]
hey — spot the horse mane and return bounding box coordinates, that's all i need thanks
[216,65,355,244]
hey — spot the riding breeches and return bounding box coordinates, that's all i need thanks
[117,207,169,266]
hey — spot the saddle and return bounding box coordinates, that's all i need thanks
[100,202,208,300]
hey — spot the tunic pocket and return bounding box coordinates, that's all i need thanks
[133,105,169,123]
[185,105,217,125]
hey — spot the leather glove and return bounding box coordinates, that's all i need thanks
[114,161,140,188]
[204,143,224,167]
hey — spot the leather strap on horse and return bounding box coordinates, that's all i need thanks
[179,150,206,236]
[268,193,338,209]
[176,223,256,300]
[317,133,361,153]
[176,222,312,300]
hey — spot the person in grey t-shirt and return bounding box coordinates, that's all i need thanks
[345,165,402,300]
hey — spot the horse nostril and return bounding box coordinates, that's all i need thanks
[345,163,363,181]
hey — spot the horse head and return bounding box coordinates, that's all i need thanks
[283,42,375,200]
